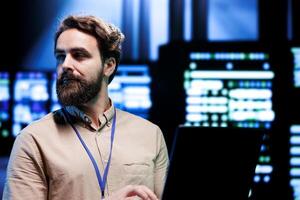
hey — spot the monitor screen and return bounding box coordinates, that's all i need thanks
[12,72,49,137]
[108,64,152,119]
[291,47,300,88]
[184,51,274,129]
[290,125,300,200]
[289,44,300,200]
[182,44,274,184]
[0,72,10,138]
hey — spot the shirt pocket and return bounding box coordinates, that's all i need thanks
[121,160,154,188]
[123,161,152,175]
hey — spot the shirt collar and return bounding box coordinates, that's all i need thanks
[64,100,115,131]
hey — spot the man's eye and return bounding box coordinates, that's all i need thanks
[55,54,65,64]
[73,52,86,60]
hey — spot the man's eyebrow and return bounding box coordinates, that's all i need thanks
[54,49,64,54]
[70,47,91,54]
[54,48,92,56]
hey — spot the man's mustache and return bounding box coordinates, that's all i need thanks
[57,72,81,85]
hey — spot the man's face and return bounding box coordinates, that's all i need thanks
[55,28,103,106]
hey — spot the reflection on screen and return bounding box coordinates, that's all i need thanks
[184,50,274,183]
[13,72,49,136]
[109,65,152,119]
[0,72,10,138]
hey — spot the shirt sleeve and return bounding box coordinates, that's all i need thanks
[2,131,48,200]
[153,126,169,199]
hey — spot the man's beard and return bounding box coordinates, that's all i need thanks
[56,70,103,107]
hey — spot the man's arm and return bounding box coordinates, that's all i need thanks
[154,127,169,199]
[2,132,48,200]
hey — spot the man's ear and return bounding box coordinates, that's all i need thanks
[103,57,116,77]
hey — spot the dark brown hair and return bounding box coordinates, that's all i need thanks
[54,15,125,83]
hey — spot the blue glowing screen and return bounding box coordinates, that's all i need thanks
[12,72,49,137]
[0,72,10,138]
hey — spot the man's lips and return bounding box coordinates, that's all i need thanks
[61,77,78,85]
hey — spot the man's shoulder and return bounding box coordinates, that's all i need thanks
[14,109,70,147]
[20,110,61,135]
[116,109,159,129]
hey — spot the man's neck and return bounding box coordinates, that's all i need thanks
[80,89,111,129]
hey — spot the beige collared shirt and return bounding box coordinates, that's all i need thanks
[2,103,169,200]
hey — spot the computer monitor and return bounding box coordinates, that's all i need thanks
[162,126,264,200]
[156,42,275,184]
[0,72,10,139]
[291,46,300,88]
[12,72,49,137]
[108,64,152,119]
[289,43,300,200]
[184,46,274,129]
[290,124,300,200]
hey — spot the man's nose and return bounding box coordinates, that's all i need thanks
[61,54,75,71]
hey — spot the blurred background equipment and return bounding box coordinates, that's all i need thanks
[1,0,300,199]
